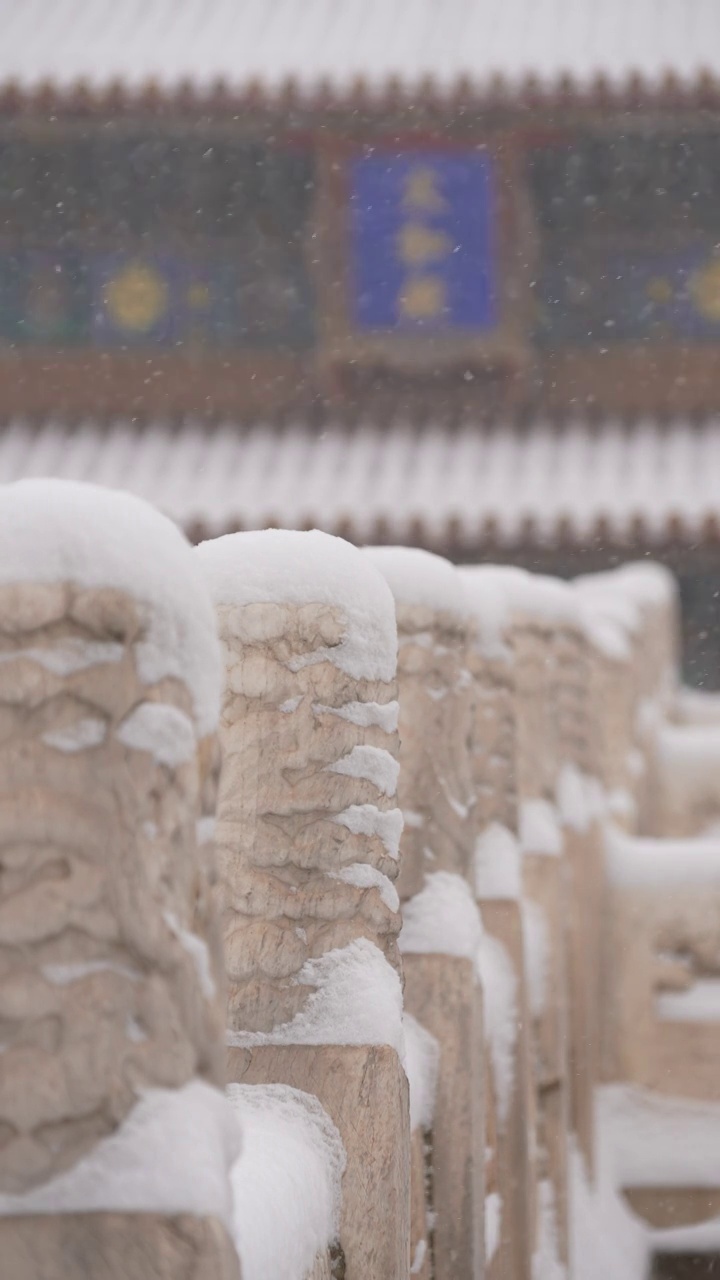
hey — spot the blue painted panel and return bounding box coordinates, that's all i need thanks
[350,152,496,332]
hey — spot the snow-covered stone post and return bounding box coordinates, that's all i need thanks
[459,567,537,1280]
[617,564,718,839]
[575,574,646,833]
[511,575,583,1276]
[0,480,240,1280]
[364,547,483,1280]
[553,612,604,1180]
[196,530,410,1280]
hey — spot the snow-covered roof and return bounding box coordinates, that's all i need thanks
[2,418,718,551]
[2,0,720,102]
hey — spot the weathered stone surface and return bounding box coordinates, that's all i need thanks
[522,855,569,1266]
[409,1127,432,1280]
[0,1212,239,1279]
[391,601,475,899]
[481,900,535,1280]
[564,823,604,1174]
[553,622,601,1176]
[0,581,225,1195]
[228,1043,410,1280]
[466,645,518,837]
[403,954,484,1280]
[212,599,402,1035]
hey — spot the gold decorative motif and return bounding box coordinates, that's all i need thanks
[398,275,447,320]
[689,259,720,322]
[402,166,448,213]
[397,222,453,267]
[105,262,168,332]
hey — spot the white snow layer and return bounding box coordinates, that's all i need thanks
[314,699,399,732]
[0,479,222,734]
[0,1080,241,1226]
[327,744,400,796]
[363,544,466,615]
[117,703,197,768]
[486,1191,502,1265]
[522,899,550,1019]
[333,803,404,860]
[228,1083,345,1280]
[411,1240,428,1275]
[573,1087,720,1271]
[617,561,678,610]
[399,872,483,960]
[520,800,563,856]
[42,716,107,752]
[474,823,522,899]
[657,722,720,802]
[606,826,720,888]
[556,765,594,833]
[163,911,217,1001]
[656,979,720,1022]
[226,937,405,1057]
[533,1179,567,1280]
[403,1012,440,1132]
[602,1085,720,1188]
[475,932,518,1125]
[2,638,124,675]
[579,560,677,667]
[194,528,398,682]
[460,566,579,659]
[328,862,400,913]
[569,1130,649,1280]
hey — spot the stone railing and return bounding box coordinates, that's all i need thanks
[1,480,717,1280]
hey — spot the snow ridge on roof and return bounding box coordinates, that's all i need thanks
[2,418,719,551]
[1,0,720,99]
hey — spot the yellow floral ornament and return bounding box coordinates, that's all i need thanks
[105,262,169,332]
[689,259,720,323]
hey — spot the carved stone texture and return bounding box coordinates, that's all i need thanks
[509,575,580,809]
[458,570,517,841]
[393,603,475,899]
[575,574,651,831]
[585,640,640,829]
[229,1043,411,1280]
[0,484,227,1201]
[0,1213,239,1280]
[467,574,575,1273]
[403,954,485,1280]
[481,901,536,1280]
[553,622,603,1177]
[512,605,572,1270]
[196,530,402,1037]
[617,562,680,719]
[363,548,475,901]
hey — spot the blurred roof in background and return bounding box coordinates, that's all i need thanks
[3,0,720,105]
[3,417,720,552]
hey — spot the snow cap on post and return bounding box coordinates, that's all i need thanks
[460,565,579,659]
[363,544,467,617]
[0,478,222,734]
[196,527,397,682]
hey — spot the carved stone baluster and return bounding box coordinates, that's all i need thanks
[197,530,410,1280]
[0,479,240,1279]
[365,546,483,1280]
[460,566,537,1280]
